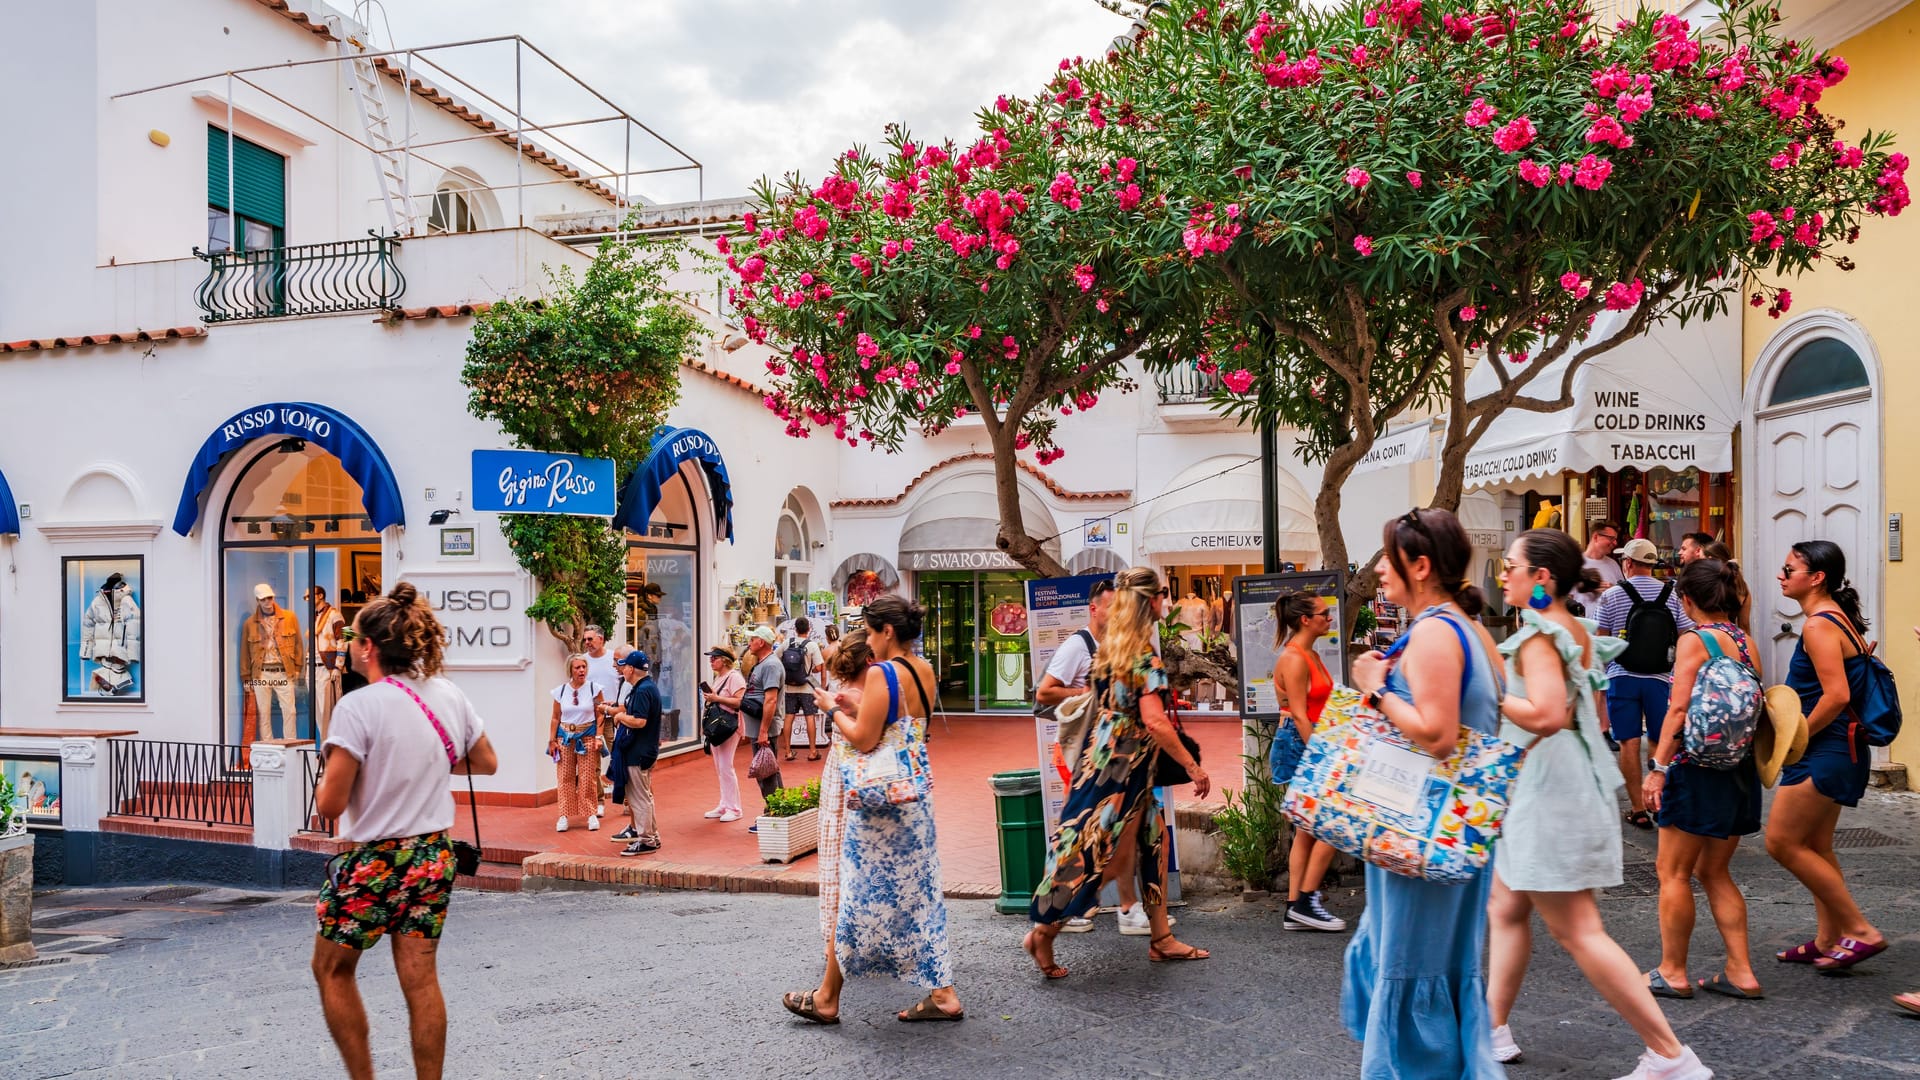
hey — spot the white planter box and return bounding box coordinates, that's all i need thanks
[757,806,819,864]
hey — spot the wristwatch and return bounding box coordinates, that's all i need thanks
[1363,688,1386,712]
[1647,760,1670,776]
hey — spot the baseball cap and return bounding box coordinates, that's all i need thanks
[621,649,650,670]
[747,626,779,647]
[254,584,276,600]
[1615,538,1661,564]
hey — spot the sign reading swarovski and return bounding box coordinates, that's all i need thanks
[471,450,617,517]
[903,550,1022,571]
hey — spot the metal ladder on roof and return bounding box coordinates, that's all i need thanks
[340,33,416,236]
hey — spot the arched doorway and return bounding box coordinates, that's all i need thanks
[1747,316,1881,686]
[625,463,703,753]
[773,490,817,621]
[219,440,381,745]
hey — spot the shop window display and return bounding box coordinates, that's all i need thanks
[625,464,704,752]
[918,571,1034,711]
[2,756,61,825]
[1579,466,1734,565]
[220,442,379,746]
[63,555,144,701]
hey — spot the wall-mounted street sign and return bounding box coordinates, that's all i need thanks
[471,450,617,517]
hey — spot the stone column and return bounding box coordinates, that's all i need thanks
[57,737,110,832]
[249,740,311,850]
[0,833,35,963]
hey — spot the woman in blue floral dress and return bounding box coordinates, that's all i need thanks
[1025,566,1212,978]
[782,596,963,1024]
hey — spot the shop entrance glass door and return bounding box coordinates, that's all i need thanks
[916,571,1034,712]
[918,575,975,712]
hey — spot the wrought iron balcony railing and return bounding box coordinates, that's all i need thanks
[1155,365,1225,405]
[109,739,253,827]
[194,231,405,323]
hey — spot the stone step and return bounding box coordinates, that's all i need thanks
[456,861,523,893]
[100,816,254,846]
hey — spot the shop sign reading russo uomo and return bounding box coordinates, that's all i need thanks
[396,570,533,670]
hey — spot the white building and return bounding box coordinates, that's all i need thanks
[0,1,1422,852]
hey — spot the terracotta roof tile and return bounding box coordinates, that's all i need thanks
[831,452,1130,509]
[684,356,763,397]
[1,326,205,355]
[386,303,494,321]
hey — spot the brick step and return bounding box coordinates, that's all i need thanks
[456,861,523,893]
[100,815,254,846]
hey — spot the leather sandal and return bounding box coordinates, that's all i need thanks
[897,993,964,1022]
[1022,928,1068,979]
[1778,939,1824,964]
[1697,973,1763,1000]
[781,989,839,1025]
[1814,937,1889,973]
[1647,970,1694,999]
[1148,933,1211,962]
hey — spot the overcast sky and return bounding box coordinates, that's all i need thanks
[373,0,1129,204]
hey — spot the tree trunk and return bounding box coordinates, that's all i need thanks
[988,424,1069,578]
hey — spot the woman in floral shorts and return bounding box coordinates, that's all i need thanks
[316,833,458,949]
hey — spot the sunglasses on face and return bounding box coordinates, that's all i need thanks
[1780,566,1808,578]
[339,626,360,642]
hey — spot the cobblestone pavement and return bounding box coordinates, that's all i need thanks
[7,790,1920,1079]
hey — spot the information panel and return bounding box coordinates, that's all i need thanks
[1233,570,1348,721]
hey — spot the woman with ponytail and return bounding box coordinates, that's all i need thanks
[1485,529,1710,1079]
[1767,540,1889,972]
[1343,509,1506,1079]
[1026,567,1211,978]
[1268,591,1344,933]
[1643,559,1764,1002]
[310,582,499,1079]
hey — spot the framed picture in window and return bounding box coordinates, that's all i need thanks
[349,550,383,604]
[63,555,144,703]
[2,755,62,826]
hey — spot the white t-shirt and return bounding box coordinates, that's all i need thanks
[1043,628,1097,690]
[324,675,486,844]
[1574,555,1624,610]
[783,639,825,691]
[551,680,607,728]
[581,650,620,699]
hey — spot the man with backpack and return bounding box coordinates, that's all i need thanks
[779,617,826,762]
[1594,537,1695,830]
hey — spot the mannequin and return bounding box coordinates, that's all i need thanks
[242,584,304,739]
[80,572,141,695]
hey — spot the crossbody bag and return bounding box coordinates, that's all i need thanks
[387,676,484,876]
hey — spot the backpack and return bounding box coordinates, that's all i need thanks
[1615,580,1679,675]
[1682,626,1763,769]
[1813,612,1904,747]
[780,639,810,685]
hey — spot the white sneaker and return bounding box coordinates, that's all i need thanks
[555,815,569,833]
[586,814,600,831]
[1059,916,1095,933]
[718,810,741,822]
[1116,904,1152,936]
[1613,1045,1712,1080]
[1491,1024,1523,1064]
[703,807,725,819]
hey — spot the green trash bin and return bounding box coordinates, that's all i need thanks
[991,768,1046,915]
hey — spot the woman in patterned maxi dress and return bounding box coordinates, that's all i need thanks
[782,598,963,1024]
[1025,566,1213,978]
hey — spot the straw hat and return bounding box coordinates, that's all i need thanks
[1756,685,1811,788]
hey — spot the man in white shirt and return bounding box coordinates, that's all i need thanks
[312,590,499,1080]
[580,624,621,810]
[1572,521,1625,611]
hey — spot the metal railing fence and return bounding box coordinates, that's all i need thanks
[194,232,405,322]
[108,740,253,827]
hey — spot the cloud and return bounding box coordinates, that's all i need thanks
[374,0,1126,200]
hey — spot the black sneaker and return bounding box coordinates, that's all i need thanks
[610,827,638,842]
[1283,891,1347,932]
[619,839,661,857]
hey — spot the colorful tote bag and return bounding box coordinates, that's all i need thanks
[840,661,933,811]
[1280,619,1525,885]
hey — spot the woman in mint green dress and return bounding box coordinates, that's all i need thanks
[1485,529,1711,1080]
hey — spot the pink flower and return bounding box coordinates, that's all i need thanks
[1353,235,1373,256]
[1345,167,1372,188]
[1684,103,1718,121]
[713,235,731,255]
[1117,157,1139,182]
[1492,116,1536,154]
[1072,264,1097,291]
[1221,368,1255,394]
[1459,305,1479,321]
[1603,279,1645,311]
[1516,159,1553,188]
[1048,172,1083,210]
[995,94,1013,113]
[1584,114,1633,149]
[1834,142,1865,168]
[1559,271,1592,300]
[1615,90,1654,124]
[968,325,982,339]
[1464,98,1498,128]
[1773,289,1794,317]
[1115,183,1142,211]
[1003,336,1020,359]
[1572,154,1613,191]
[1406,171,1423,188]
[1747,209,1777,244]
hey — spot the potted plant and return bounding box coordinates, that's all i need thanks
[757,779,821,864]
[0,773,33,963]
[0,774,20,839]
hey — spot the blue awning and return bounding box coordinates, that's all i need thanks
[171,402,406,536]
[0,468,18,536]
[613,427,734,543]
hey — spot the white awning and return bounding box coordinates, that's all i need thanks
[1142,456,1319,564]
[898,471,1061,571]
[1351,421,1434,477]
[1460,309,1743,490]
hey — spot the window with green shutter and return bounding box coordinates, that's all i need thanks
[207,126,286,251]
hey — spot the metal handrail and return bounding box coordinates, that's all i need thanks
[108,739,253,827]
[1155,365,1224,405]
[194,231,405,323]
[299,748,338,837]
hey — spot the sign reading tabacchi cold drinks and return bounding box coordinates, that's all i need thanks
[471,450,617,517]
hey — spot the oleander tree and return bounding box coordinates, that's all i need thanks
[463,235,704,650]
[721,96,1185,577]
[1081,0,1906,600]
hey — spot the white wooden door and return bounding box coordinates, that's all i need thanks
[1754,394,1878,682]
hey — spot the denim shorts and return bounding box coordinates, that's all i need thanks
[1606,674,1672,743]
[1269,721,1309,785]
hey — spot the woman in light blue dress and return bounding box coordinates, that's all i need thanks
[1485,530,1710,1080]
[781,596,963,1025]
[1345,509,1506,1080]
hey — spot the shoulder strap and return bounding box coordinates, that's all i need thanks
[1695,628,1727,663]
[383,676,480,848]
[1433,613,1478,702]
[1811,610,1865,655]
[1655,581,1673,607]
[889,656,931,723]
[1074,628,1097,655]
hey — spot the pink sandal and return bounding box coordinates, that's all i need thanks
[1814,937,1889,973]
[1777,939,1824,964]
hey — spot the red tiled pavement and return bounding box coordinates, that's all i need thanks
[474,713,1245,892]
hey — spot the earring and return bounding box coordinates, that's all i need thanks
[1528,583,1552,611]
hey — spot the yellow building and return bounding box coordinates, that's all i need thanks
[1740,0,1917,778]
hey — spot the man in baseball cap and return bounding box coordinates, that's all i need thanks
[1594,537,1695,829]
[606,649,663,855]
